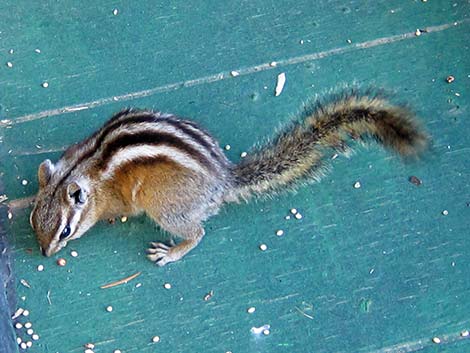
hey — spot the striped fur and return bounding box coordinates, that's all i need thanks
[231,89,428,200]
[31,89,428,264]
[31,109,233,258]
[59,110,228,184]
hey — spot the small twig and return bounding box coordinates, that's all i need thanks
[20,279,31,288]
[8,196,35,210]
[46,290,52,305]
[295,306,314,320]
[100,271,141,289]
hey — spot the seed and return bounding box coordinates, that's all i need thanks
[20,279,31,288]
[240,152,247,158]
[6,62,13,68]
[432,337,441,344]
[290,208,297,215]
[224,144,231,150]
[21,179,28,185]
[113,8,119,15]
[409,176,422,186]
[276,230,284,236]
[35,49,41,53]
[163,283,172,289]
[27,328,34,335]
[12,308,24,319]
[354,181,361,189]
[251,324,270,335]
[9,49,14,54]
[263,329,270,335]
[152,335,161,343]
[461,330,469,337]
[20,342,27,349]
[295,213,302,220]
[23,310,30,317]
[346,39,352,44]
[442,210,449,216]
[247,307,256,314]
[15,322,23,329]
[114,350,122,353]
[84,343,95,349]
[259,244,267,251]
[415,29,422,36]
[70,250,78,257]
[57,258,67,266]
[17,337,22,344]
[106,305,113,312]
[85,349,94,353]
[41,82,49,88]
[26,341,32,348]
[230,70,240,77]
[285,215,291,220]
[275,72,286,97]
[37,265,44,272]
[269,61,277,67]
[203,290,214,301]
[24,322,32,329]
[446,75,455,83]
[7,212,12,220]
[32,334,39,341]
[120,216,128,223]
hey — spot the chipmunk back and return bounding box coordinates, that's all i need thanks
[30,89,428,266]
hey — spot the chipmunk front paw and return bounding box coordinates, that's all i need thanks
[146,242,174,266]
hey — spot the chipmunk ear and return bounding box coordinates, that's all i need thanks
[67,180,88,205]
[38,159,55,188]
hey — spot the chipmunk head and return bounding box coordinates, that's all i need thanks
[30,159,96,256]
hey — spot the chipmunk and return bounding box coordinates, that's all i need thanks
[30,89,427,266]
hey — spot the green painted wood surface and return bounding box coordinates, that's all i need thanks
[1,1,469,352]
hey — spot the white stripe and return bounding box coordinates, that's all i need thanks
[101,145,206,180]
[103,121,217,162]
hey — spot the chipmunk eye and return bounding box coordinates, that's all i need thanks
[60,225,71,240]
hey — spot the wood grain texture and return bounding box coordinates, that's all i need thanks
[1,0,469,352]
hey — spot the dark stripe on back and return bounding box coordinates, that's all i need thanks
[105,113,226,166]
[53,110,221,197]
[98,131,218,173]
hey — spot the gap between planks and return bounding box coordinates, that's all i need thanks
[0,19,467,129]
[365,327,470,353]
[3,19,468,211]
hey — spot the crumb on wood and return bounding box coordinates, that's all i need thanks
[275,73,286,97]
[20,279,31,288]
[409,175,422,186]
[203,290,214,301]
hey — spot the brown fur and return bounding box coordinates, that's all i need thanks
[231,91,428,200]
[30,89,428,265]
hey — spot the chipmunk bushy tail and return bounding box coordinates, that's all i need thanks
[230,89,428,201]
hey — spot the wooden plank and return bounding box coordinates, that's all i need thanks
[0,0,469,352]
